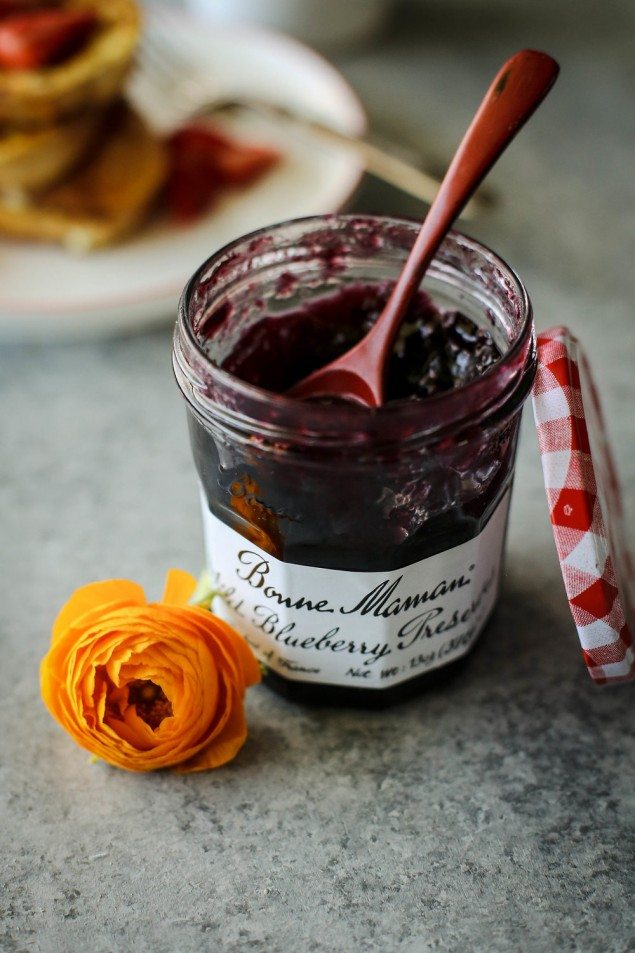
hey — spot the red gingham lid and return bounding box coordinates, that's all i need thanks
[532,326,634,683]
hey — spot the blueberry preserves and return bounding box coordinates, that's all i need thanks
[218,282,502,401]
[174,215,536,707]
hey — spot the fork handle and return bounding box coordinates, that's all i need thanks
[221,98,484,218]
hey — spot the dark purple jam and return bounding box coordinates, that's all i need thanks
[211,281,501,402]
[186,280,520,707]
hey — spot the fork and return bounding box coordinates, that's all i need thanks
[130,17,483,217]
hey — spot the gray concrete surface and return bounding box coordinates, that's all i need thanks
[1,3,634,951]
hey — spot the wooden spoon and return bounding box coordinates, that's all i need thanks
[288,49,559,407]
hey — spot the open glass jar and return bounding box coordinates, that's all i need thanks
[173,215,536,707]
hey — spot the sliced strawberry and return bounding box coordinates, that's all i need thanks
[208,137,280,185]
[166,128,224,224]
[166,124,280,224]
[0,8,97,70]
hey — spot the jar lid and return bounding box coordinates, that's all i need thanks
[532,326,635,683]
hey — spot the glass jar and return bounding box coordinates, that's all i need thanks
[173,214,535,708]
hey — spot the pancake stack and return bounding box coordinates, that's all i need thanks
[0,0,167,250]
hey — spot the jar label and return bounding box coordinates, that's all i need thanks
[201,491,510,689]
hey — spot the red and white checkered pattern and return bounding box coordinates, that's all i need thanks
[532,326,634,683]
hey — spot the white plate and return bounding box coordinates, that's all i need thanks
[0,10,365,342]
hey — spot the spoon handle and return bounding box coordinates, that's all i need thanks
[366,49,559,362]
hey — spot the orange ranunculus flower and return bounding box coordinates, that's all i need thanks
[40,570,260,773]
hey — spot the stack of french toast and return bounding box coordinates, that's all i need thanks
[0,0,167,250]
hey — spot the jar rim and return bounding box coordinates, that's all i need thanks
[174,214,535,445]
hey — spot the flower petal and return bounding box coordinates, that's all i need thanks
[51,580,146,644]
[174,686,249,773]
[207,614,261,689]
[161,569,198,606]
